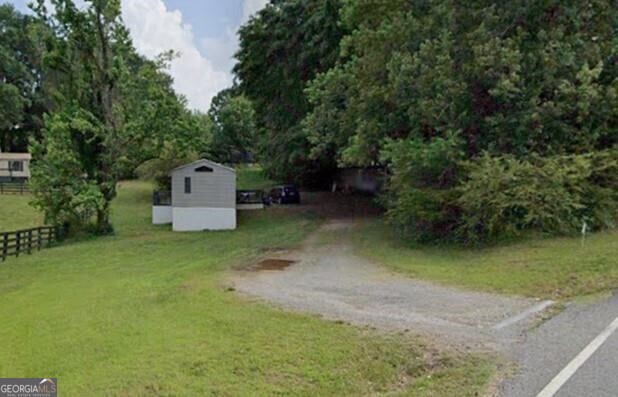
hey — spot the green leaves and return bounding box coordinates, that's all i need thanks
[380,134,465,242]
[208,92,257,164]
[235,0,344,184]
[300,0,618,243]
[28,0,130,234]
[115,52,200,176]
[25,0,204,234]
[29,108,106,228]
[0,4,46,151]
[457,149,618,244]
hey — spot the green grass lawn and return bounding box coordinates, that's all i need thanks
[0,181,492,396]
[352,219,618,300]
[235,164,276,190]
[0,193,43,231]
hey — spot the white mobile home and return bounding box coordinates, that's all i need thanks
[0,152,31,182]
[152,159,237,231]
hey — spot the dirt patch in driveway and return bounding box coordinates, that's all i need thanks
[232,221,553,350]
[251,259,297,271]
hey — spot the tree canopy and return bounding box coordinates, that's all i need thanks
[3,0,616,241]
[234,0,344,185]
[236,0,618,242]
[305,0,617,164]
[0,4,49,152]
[22,0,208,234]
[207,89,257,164]
[314,0,618,242]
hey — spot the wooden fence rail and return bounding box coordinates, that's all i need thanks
[0,226,61,262]
[0,183,30,195]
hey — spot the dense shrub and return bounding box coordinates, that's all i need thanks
[381,134,464,242]
[457,148,618,244]
[29,109,109,232]
[299,1,618,244]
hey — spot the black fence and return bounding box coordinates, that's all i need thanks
[0,182,29,195]
[236,190,265,204]
[153,191,171,206]
[1,226,62,262]
[154,190,267,205]
[152,190,265,206]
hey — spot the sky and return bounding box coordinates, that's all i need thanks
[2,0,269,112]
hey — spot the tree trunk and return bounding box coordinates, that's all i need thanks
[96,205,113,235]
[93,1,118,236]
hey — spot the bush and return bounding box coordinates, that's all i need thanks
[381,134,464,243]
[384,186,461,243]
[29,109,111,234]
[457,148,618,244]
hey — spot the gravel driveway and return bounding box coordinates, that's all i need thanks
[232,221,552,349]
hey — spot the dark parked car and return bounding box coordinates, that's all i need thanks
[270,185,301,204]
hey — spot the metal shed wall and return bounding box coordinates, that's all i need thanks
[171,161,236,209]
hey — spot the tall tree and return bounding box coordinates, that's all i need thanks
[0,4,48,151]
[208,90,256,163]
[306,0,618,164]
[30,0,134,234]
[303,0,618,241]
[115,51,206,177]
[234,0,344,185]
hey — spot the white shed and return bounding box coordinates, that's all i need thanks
[153,159,237,231]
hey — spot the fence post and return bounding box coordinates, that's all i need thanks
[27,229,33,254]
[1,233,7,262]
[15,232,20,258]
[57,225,63,243]
[0,226,63,263]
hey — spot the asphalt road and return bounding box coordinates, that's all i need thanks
[501,293,618,397]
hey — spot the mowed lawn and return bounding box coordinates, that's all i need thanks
[0,180,492,396]
[353,220,618,300]
[0,193,43,231]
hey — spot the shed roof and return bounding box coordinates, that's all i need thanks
[171,159,236,174]
[0,153,31,160]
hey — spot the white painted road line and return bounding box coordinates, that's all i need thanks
[536,316,618,397]
[493,300,554,330]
